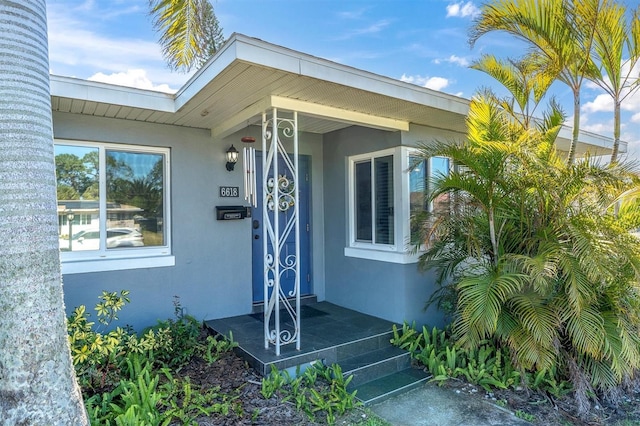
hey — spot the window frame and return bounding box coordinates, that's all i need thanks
[55,139,174,274]
[345,147,454,264]
[346,147,409,262]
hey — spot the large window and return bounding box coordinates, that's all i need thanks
[348,150,397,254]
[55,140,171,271]
[354,155,395,245]
[346,147,452,264]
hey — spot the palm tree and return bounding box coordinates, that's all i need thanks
[149,0,225,72]
[469,0,603,165]
[0,1,88,424]
[470,54,557,129]
[589,3,640,163]
[416,93,640,414]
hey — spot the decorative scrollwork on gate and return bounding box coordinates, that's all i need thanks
[266,175,295,211]
[262,108,301,356]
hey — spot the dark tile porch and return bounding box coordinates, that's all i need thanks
[204,301,396,375]
[205,301,431,405]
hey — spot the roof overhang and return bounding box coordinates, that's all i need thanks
[50,33,623,155]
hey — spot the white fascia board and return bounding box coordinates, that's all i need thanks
[557,126,617,151]
[230,34,470,116]
[299,59,469,116]
[50,75,175,112]
[270,96,409,131]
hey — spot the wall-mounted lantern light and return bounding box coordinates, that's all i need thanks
[226,145,239,171]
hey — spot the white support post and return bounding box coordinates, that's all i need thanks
[262,108,300,356]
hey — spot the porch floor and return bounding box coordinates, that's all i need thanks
[204,302,398,376]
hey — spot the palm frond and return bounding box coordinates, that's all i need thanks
[149,0,222,72]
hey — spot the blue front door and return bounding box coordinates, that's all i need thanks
[251,153,311,303]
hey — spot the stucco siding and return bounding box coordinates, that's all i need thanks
[54,112,252,329]
[54,114,325,330]
[322,125,445,328]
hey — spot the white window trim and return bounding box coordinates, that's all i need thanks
[346,147,414,263]
[55,139,173,273]
[345,147,454,264]
[61,255,176,274]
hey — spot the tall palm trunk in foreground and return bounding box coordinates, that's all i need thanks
[0,1,87,424]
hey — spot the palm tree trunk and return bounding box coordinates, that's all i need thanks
[567,91,581,165]
[488,193,499,265]
[611,100,621,164]
[0,1,88,424]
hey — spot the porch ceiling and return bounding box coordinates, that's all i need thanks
[50,33,622,156]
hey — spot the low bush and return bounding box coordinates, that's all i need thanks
[261,362,360,425]
[391,322,570,394]
[69,291,363,425]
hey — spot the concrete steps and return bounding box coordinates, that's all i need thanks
[204,302,428,405]
[335,332,429,405]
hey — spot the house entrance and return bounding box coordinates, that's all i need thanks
[251,153,311,303]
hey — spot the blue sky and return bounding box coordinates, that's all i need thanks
[46,0,640,159]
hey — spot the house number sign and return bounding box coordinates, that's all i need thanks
[219,186,239,197]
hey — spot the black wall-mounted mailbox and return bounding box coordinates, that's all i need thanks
[216,205,249,220]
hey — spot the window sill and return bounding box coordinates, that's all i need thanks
[61,255,176,274]
[344,247,419,264]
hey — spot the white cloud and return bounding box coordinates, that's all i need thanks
[582,121,612,134]
[88,70,177,93]
[582,94,613,113]
[434,55,470,67]
[333,19,392,40]
[400,74,450,91]
[446,2,480,18]
[47,3,192,91]
[48,12,162,70]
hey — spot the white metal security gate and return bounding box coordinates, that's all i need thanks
[262,108,300,355]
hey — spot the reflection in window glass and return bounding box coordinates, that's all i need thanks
[106,150,164,248]
[355,161,372,242]
[430,157,450,215]
[409,155,450,243]
[55,145,100,252]
[374,156,394,245]
[409,155,426,214]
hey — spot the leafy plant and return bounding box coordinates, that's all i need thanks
[261,365,288,399]
[151,296,202,369]
[515,409,536,422]
[198,332,238,364]
[159,369,236,425]
[260,363,360,425]
[414,91,640,410]
[68,290,172,391]
[87,361,163,426]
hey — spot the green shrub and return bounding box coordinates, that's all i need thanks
[413,93,640,409]
[261,362,360,425]
[67,290,171,391]
[150,296,202,369]
[198,332,238,364]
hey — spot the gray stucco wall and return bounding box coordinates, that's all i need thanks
[322,125,445,329]
[53,114,325,331]
[54,112,252,330]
